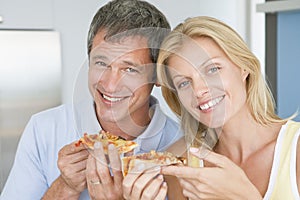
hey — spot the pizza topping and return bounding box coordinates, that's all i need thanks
[75,130,138,154]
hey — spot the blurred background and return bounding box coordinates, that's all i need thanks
[1,0,299,193]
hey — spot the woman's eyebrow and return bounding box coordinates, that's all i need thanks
[198,57,220,68]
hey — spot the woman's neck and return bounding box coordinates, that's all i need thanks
[213,109,282,165]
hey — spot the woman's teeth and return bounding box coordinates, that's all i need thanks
[199,96,224,110]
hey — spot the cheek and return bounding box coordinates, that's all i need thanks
[88,69,100,94]
[88,68,104,86]
[177,88,195,110]
[133,84,153,98]
[224,76,248,107]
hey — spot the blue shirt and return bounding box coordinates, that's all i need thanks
[0,96,183,200]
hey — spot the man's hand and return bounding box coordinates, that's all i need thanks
[86,142,124,200]
[43,142,89,199]
[123,166,167,200]
[58,142,89,193]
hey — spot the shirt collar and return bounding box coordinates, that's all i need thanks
[73,97,100,137]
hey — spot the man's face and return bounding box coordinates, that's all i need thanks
[88,30,155,126]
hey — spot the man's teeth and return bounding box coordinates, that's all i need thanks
[103,94,124,102]
[199,96,224,110]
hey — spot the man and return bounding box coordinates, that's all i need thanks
[0,0,183,199]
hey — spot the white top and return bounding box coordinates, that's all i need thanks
[0,96,183,200]
[263,120,300,199]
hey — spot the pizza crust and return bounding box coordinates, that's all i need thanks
[122,150,184,176]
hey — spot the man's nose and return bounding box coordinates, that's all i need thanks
[98,67,123,93]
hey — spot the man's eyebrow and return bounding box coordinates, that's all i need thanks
[90,55,108,61]
[123,60,142,67]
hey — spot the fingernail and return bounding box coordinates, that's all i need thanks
[153,166,161,172]
[136,163,145,171]
[94,142,101,149]
[190,147,199,153]
[108,144,115,150]
[157,174,164,180]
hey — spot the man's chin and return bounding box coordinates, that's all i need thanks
[98,111,128,122]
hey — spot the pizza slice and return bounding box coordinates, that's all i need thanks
[75,130,138,154]
[122,150,185,176]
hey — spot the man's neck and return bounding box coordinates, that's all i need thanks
[98,107,154,140]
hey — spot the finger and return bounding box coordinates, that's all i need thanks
[58,143,89,164]
[123,170,140,199]
[66,150,90,164]
[178,178,198,194]
[72,158,88,173]
[182,188,202,200]
[67,141,88,154]
[180,178,216,200]
[108,144,123,186]
[86,154,99,182]
[161,165,188,177]
[130,167,161,199]
[63,166,87,181]
[123,166,160,199]
[140,174,164,200]
[86,154,104,198]
[190,149,229,168]
[162,165,216,180]
[178,178,204,200]
[59,157,87,177]
[93,142,113,185]
[155,182,168,200]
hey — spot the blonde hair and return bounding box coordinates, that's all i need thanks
[157,16,292,148]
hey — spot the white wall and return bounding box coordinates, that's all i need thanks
[53,0,264,120]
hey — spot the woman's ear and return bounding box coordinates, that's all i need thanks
[241,69,249,82]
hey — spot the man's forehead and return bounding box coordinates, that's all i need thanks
[92,30,149,50]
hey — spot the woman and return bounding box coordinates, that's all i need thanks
[155,16,300,199]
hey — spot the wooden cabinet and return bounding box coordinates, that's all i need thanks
[0,0,53,29]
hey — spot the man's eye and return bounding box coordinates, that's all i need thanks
[177,80,191,89]
[95,61,107,67]
[124,67,139,73]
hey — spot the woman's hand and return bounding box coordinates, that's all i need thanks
[162,149,263,200]
[123,166,167,200]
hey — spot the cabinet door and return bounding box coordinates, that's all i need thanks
[0,0,53,29]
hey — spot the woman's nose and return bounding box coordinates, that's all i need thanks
[192,73,210,97]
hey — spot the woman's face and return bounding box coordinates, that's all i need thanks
[167,37,249,128]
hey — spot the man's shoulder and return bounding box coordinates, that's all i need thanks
[30,103,73,124]
[34,103,71,114]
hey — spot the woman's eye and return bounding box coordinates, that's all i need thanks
[177,80,191,89]
[207,65,220,74]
